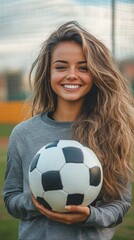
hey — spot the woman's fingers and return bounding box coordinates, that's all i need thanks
[32,194,90,224]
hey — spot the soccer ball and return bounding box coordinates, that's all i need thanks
[29,140,103,212]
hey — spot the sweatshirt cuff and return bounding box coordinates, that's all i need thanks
[82,206,97,226]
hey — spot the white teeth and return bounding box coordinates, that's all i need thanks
[63,85,80,89]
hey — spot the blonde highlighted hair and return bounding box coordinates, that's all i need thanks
[29,21,134,202]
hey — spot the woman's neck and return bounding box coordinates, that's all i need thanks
[52,101,83,122]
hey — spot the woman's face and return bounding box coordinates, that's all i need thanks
[50,41,93,106]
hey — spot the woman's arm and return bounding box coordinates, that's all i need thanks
[31,183,131,227]
[2,126,41,220]
[84,183,131,227]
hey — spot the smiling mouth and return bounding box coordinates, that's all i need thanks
[62,84,81,89]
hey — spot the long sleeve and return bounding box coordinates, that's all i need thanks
[2,125,41,220]
[83,183,131,228]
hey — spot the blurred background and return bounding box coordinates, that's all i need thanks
[0,0,134,239]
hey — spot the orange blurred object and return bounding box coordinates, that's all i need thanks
[0,101,31,124]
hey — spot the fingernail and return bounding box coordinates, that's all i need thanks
[65,206,71,210]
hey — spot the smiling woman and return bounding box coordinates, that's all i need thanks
[50,41,93,121]
[2,21,134,240]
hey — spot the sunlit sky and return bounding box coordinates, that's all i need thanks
[0,0,134,72]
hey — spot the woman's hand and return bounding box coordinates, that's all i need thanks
[32,195,90,224]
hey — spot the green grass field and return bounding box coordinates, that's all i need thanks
[0,124,134,240]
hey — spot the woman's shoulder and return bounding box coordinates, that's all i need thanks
[10,114,42,138]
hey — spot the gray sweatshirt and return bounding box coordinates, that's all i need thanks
[3,113,131,240]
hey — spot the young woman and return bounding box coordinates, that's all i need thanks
[3,21,134,240]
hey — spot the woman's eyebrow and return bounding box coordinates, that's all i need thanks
[53,60,87,64]
[53,60,67,64]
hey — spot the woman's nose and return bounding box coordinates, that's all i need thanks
[66,68,78,80]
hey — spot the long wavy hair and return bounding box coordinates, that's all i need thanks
[29,21,134,202]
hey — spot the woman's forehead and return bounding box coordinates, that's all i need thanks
[51,41,86,63]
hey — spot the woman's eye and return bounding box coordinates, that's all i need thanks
[79,66,88,72]
[55,66,66,70]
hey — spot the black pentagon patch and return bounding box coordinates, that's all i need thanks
[37,197,52,210]
[30,153,40,172]
[89,166,101,186]
[66,194,84,205]
[62,147,84,163]
[45,141,59,149]
[42,171,63,191]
